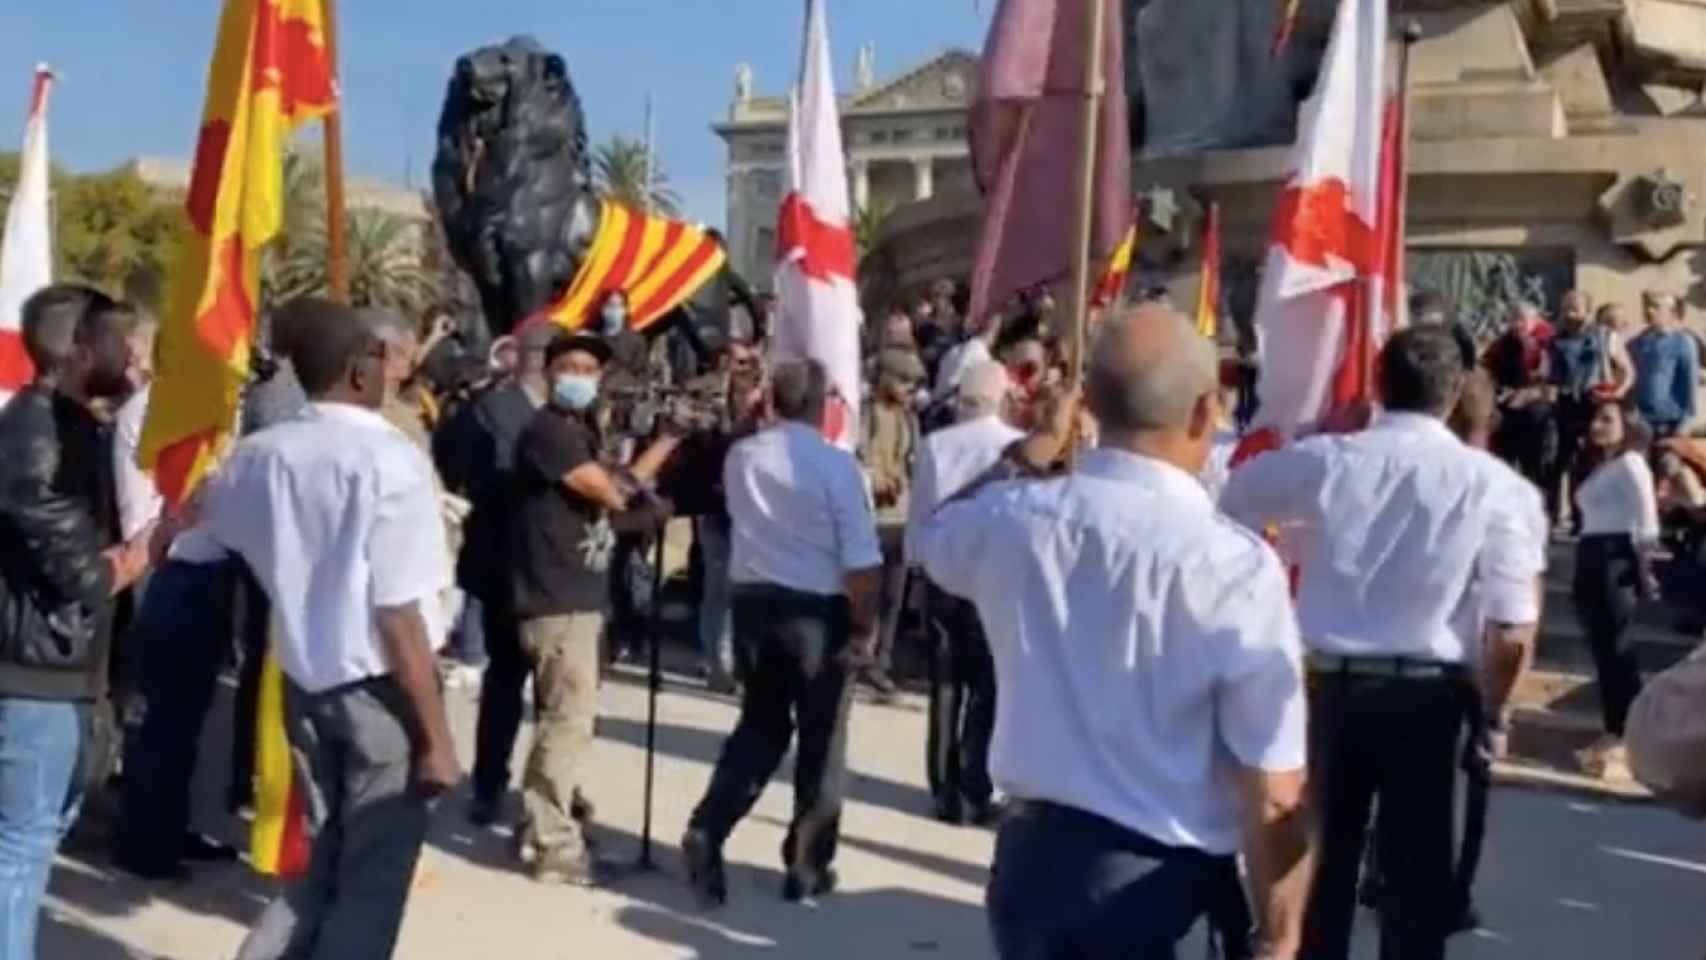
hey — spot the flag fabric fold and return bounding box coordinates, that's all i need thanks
[140,0,336,880]
[968,0,1131,325]
[773,0,862,449]
[0,67,55,405]
[1195,203,1222,340]
[544,199,725,332]
[1249,0,1401,442]
[1091,221,1137,308]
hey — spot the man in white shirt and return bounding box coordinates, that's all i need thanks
[185,299,459,960]
[904,360,1020,825]
[917,304,1313,959]
[1221,325,1544,960]
[682,358,884,907]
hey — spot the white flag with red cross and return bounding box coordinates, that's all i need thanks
[1246,0,1404,445]
[773,0,862,449]
[0,66,55,406]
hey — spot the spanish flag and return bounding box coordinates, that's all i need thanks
[544,199,726,332]
[1196,202,1222,339]
[138,0,335,878]
[1090,221,1138,308]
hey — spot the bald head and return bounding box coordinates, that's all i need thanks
[1086,302,1218,434]
[957,360,1011,420]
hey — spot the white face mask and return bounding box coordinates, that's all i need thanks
[601,302,627,335]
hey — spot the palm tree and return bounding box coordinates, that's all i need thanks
[854,201,892,260]
[593,134,681,216]
[269,207,438,314]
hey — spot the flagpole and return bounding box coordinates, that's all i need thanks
[322,0,350,303]
[642,92,656,216]
[1395,19,1422,326]
[1063,0,1108,392]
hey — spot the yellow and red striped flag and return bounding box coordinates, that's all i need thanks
[544,199,726,332]
[1090,220,1138,308]
[1272,0,1303,57]
[138,0,336,879]
[1196,202,1222,339]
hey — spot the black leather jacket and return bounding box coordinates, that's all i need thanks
[0,385,118,700]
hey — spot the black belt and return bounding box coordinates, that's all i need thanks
[731,583,848,614]
[1005,800,1217,863]
[1305,652,1462,679]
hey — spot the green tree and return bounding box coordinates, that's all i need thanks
[262,146,440,314]
[592,134,681,216]
[0,152,180,309]
[854,201,893,260]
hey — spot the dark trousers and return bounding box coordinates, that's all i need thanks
[875,526,907,672]
[1492,406,1555,497]
[236,678,429,960]
[1550,401,1592,525]
[1301,669,1464,960]
[1572,534,1645,736]
[1453,689,1491,916]
[230,566,270,811]
[116,559,237,868]
[473,592,530,806]
[987,801,1232,959]
[689,585,853,875]
[925,587,996,810]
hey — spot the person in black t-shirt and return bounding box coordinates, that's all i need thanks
[508,331,681,885]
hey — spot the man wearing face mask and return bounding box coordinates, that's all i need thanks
[509,330,681,884]
[0,284,158,957]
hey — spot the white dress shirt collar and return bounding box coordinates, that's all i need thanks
[1078,448,1213,510]
[1369,409,1455,440]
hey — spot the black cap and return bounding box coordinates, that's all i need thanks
[544,330,614,367]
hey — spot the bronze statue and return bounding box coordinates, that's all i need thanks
[433,36,761,363]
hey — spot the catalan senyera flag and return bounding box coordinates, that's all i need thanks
[138,0,336,880]
[1090,221,1138,308]
[544,199,726,332]
[1272,0,1303,57]
[1195,203,1222,339]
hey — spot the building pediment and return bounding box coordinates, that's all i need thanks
[847,50,979,113]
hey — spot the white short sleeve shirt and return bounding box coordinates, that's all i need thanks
[915,449,1307,854]
[196,402,451,693]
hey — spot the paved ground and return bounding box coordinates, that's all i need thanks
[42,660,1706,959]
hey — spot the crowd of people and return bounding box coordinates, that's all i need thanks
[0,266,1701,959]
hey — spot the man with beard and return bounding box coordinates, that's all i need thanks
[0,285,156,955]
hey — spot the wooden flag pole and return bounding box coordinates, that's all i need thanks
[322,0,350,304]
[1063,0,1108,393]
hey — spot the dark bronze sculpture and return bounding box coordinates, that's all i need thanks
[433,36,762,360]
[433,36,600,342]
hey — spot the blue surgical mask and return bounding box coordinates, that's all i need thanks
[601,303,627,335]
[551,373,600,412]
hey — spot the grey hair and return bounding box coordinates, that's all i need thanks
[358,307,417,340]
[1086,303,1217,432]
[956,360,1010,420]
[771,357,828,424]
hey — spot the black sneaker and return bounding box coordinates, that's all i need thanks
[932,797,964,825]
[1449,900,1484,935]
[967,799,1007,828]
[468,795,501,828]
[682,828,728,907]
[180,832,239,862]
[782,866,837,903]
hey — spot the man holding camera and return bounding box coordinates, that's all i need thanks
[508,330,680,885]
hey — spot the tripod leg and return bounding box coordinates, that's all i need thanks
[638,530,667,870]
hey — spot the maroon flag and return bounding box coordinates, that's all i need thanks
[968,0,1131,326]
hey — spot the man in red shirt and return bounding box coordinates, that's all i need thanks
[1485,302,1558,498]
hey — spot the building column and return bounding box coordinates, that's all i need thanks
[912,157,934,201]
[850,159,870,211]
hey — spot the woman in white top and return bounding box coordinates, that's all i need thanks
[1570,399,1661,779]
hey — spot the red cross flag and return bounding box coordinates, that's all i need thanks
[1248,0,1404,444]
[0,67,54,405]
[773,0,862,448]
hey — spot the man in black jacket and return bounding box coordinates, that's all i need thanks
[0,284,155,956]
[434,319,557,827]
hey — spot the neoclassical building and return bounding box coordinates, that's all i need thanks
[712,48,979,283]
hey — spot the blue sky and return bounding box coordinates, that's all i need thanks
[1,0,990,227]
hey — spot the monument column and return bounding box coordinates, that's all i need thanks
[912,157,935,201]
[850,159,871,211]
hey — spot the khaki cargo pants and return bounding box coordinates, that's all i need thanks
[517,612,605,859]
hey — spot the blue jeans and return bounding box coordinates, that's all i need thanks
[449,594,487,668]
[116,559,236,869]
[696,516,735,678]
[0,698,85,960]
